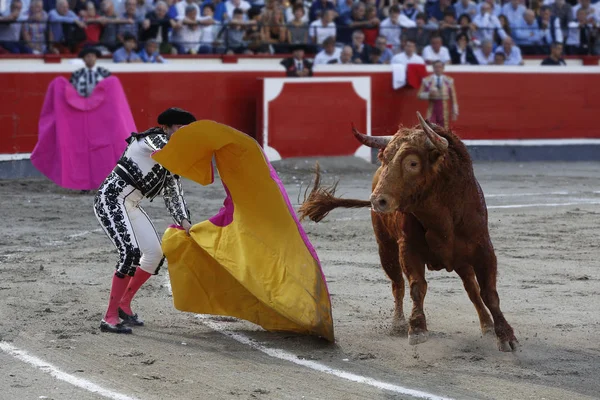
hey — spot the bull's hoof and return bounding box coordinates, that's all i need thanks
[408,331,429,345]
[497,339,519,352]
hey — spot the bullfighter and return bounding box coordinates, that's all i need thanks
[94,107,196,334]
[417,60,459,129]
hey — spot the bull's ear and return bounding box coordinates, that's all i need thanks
[428,149,443,165]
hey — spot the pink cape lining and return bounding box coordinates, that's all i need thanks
[30,76,137,190]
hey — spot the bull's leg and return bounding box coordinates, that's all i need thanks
[372,215,407,334]
[455,265,494,336]
[474,247,519,352]
[399,241,428,345]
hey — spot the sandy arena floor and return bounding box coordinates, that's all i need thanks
[0,158,599,400]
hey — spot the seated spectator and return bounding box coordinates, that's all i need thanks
[541,41,566,65]
[201,0,226,23]
[539,5,563,52]
[280,44,313,76]
[428,0,455,23]
[472,2,507,44]
[287,4,308,45]
[450,32,478,64]
[565,8,596,55]
[308,8,335,46]
[72,0,98,18]
[139,1,176,53]
[261,6,287,53]
[390,38,425,64]
[174,4,214,54]
[70,47,111,97]
[338,44,353,63]
[457,13,475,43]
[404,12,431,54]
[454,0,477,20]
[350,29,371,63]
[23,0,47,54]
[0,0,31,53]
[117,0,140,45]
[493,51,506,65]
[221,8,247,53]
[81,1,104,49]
[501,0,526,28]
[374,35,393,63]
[285,0,308,24]
[514,9,544,54]
[473,38,495,64]
[379,5,416,53]
[308,0,336,23]
[313,35,341,64]
[494,36,523,65]
[99,0,124,52]
[225,0,250,20]
[244,7,269,54]
[496,15,512,46]
[422,35,450,64]
[571,0,597,24]
[362,5,380,47]
[369,46,383,63]
[439,10,458,48]
[336,0,353,19]
[339,2,368,45]
[113,31,141,61]
[138,38,165,61]
[48,0,85,53]
[476,0,501,18]
[550,0,572,31]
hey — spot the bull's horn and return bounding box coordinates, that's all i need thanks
[416,112,448,151]
[351,123,393,149]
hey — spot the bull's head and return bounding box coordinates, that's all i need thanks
[353,112,449,213]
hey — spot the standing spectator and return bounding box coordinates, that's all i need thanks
[138,38,165,61]
[457,13,475,43]
[374,35,393,63]
[514,9,544,54]
[390,38,425,64]
[176,0,200,20]
[404,12,431,54]
[339,2,368,44]
[428,0,455,23]
[438,10,458,48]
[472,2,507,44]
[308,8,335,46]
[422,35,451,64]
[550,0,573,31]
[450,32,478,64]
[22,0,48,54]
[501,0,526,28]
[417,60,459,129]
[139,1,175,53]
[308,0,335,23]
[572,0,598,23]
[224,0,250,20]
[70,47,111,97]
[350,29,371,63]
[379,5,416,53]
[113,31,141,61]
[261,6,287,53]
[454,0,477,20]
[199,3,219,53]
[280,44,313,76]
[287,3,308,44]
[201,0,226,23]
[117,0,140,44]
[172,4,202,53]
[539,5,563,51]
[496,14,512,45]
[48,0,85,53]
[99,0,123,52]
[81,1,104,49]
[0,0,31,53]
[476,0,501,17]
[401,0,420,22]
[473,38,495,64]
[362,5,380,46]
[336,0,353,18]
[313,35,340,63]
[565,8,596,54]
[495,36,523,64]
[285,0,308,24]
[541,41,566,64]
[222,8,247,53]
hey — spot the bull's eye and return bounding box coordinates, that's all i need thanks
[403,155,421,173]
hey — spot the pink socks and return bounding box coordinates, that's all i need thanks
[103,274,131,325]
[119,268,152,316]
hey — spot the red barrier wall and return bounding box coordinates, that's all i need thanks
[1,67,599,154]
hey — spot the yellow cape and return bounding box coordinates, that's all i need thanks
[152,121,334,342]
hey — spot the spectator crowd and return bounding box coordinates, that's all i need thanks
[0,0,598,64]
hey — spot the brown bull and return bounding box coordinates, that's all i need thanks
[299,112,518,352]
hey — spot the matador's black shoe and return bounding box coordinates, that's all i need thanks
[100,320,133,334]
[118,308,145,326]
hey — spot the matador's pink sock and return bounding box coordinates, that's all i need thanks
[120,268,152,315]
[104,274,130,325]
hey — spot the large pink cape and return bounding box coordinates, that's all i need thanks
[31,76,136,190]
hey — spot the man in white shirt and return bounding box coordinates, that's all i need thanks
[379,4,416,53]
[501,0,526,27]
[473,38,495,64]
[313,35,341,64]
[390,39,425,65]
[309,9,336,46]
[472,2,507,43]
[422,35,451,64]
[175,0,200,19]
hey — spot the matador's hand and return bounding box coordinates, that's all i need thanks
[181,219,193,235]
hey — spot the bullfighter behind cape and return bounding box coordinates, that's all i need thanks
[417,60,459,129]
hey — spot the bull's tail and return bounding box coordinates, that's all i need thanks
[298,162,371,223]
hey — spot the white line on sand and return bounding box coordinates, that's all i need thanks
[163,279,452,400]
[0,342,140,400]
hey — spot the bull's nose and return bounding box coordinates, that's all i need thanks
[370,194,391,213]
